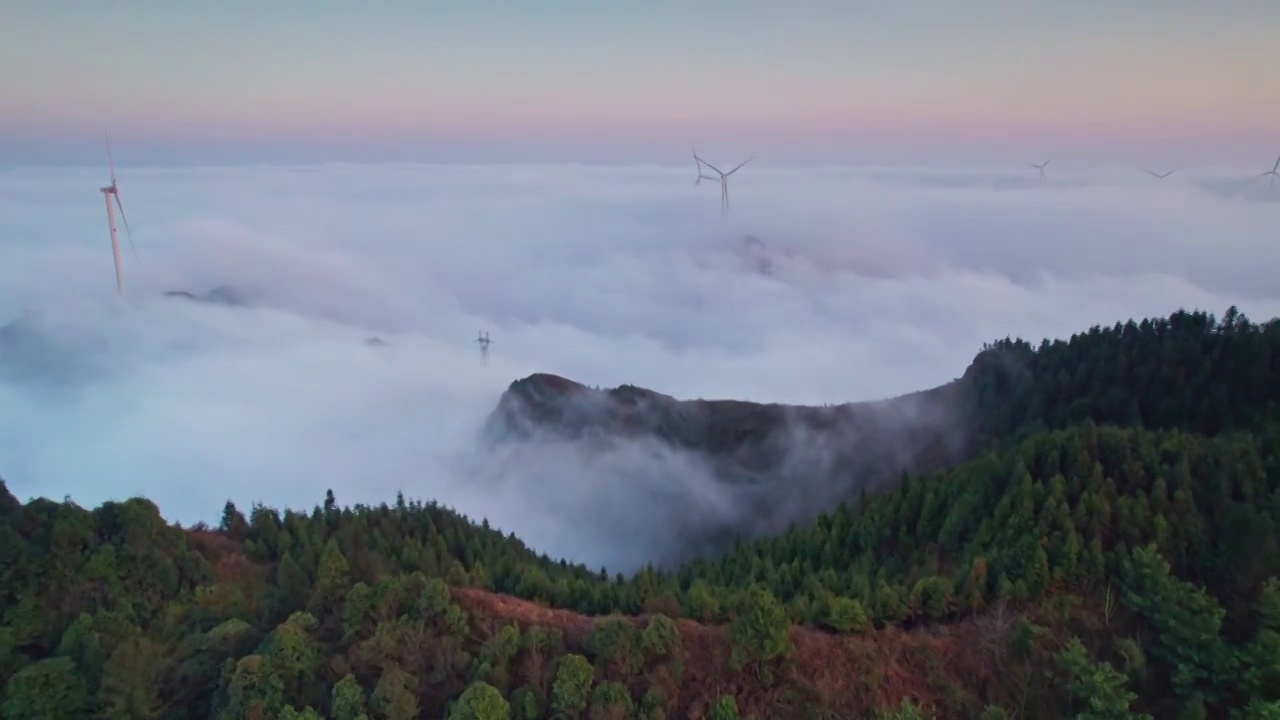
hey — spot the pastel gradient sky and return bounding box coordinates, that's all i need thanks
[1,1,1276,166]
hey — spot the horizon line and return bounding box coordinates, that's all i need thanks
[3,159,1275,174]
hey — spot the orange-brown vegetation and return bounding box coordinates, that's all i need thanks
[453,578,1015,719]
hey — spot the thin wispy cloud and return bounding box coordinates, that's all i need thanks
[1,162,1278,571]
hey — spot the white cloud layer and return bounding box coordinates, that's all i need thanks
[2,162,1278,571]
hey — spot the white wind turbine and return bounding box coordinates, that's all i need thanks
[1029,159,1051,182]
[1143,167,1178,180]
[692,147,717,186]
[100,132,138,297]
[694,152,754,214]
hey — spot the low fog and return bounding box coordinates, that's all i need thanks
[2,162,1279,572]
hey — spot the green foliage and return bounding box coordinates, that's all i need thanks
[96,635,166,720]
[1059,637,1150,720]
[509,685,542,720]
[474,623,522,690]
[370,664,418,720]
[1119,546,1236,711]
[878,698,934,720]
[729,584,793,680]
[817,593,870,634]
[509,685,541,720]
[279,706,325,720]
[588,680,633,720]
[640,614,681,660]
[708,694,740,720]
[550,653,594,718]
[2,656,91,720]
[979,706,1010,720]
[450,680,512,720]
[637,687,666,720]
[1235,700,1280,720]
[585,617,642,676]
[309,537,350,617]
[331,673,369,720]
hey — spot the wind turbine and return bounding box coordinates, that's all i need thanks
[1029,159,1051,182]
[696,153,754,214]
[692,147,716,186]
[1144,167,1178,180]
[1259,154,1280,190]
[100,132,138,297]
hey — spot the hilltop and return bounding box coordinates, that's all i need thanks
[480,306,1280,563]
[486,371,967,509]
[483,372,971,472]
[480,371,975,563]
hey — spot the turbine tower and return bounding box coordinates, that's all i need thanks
[100,132,138,297]
[1144,167,1177,180]
[694,151,754,214]
[476,331,492,367]
[692,147,716,186]
[1260,154,1280,190]
[1029,159,1051,182]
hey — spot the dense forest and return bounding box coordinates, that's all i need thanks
[3,306,1279,719]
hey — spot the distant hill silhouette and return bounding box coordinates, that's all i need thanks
[162,284,250,307]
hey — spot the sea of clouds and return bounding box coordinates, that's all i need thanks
[1,161,1278,571]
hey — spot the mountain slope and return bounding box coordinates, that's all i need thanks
[6,410,1280,719]
[0,485,1030,720]
[5,305,1280,719]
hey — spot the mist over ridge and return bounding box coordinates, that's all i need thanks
[3,161,1280,573]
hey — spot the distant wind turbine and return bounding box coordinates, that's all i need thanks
[695,152,754,214]
[1259,153,1280,190]
[1029,159,1051,182]
[1144,167,1178,180]
[100,132,138,297]
[692,147,717,186]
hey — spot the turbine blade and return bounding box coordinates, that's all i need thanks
[700,160,725,175]
[725,156,755,176]
[1144,169,1159,178]
[105,130,117,186]
[1043,159,1051,168]
[1273,154,1280,173]
[114,192,138,259]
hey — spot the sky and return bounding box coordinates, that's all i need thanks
[2,162,1279,571]
[2,1,1277,166]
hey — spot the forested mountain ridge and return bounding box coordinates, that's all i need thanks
[488,307,1280,460]
[3,305,1280,719]
[963,305,1280,441]
[482,307,1280,566]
